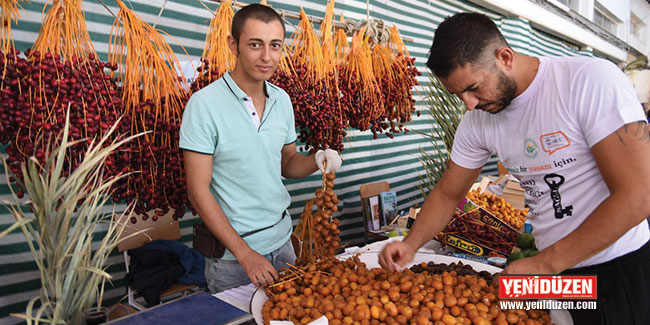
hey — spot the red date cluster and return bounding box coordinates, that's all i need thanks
[371,54,421,139]
[1,47,128,197]
[190,58,221,93]
[270,59,346,153]
[116,112,189,221]
[0,46,190,221]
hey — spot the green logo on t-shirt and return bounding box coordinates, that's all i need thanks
[524,138,539,158]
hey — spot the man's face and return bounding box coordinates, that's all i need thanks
[228,18,284,82]
[441,63,517,114]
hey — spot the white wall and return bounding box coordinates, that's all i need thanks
[626,69,650,103]
[593,0,628,39]
[629,0,650,56]
[468,0,628,61]
[574,0,595,19]
[596,0,630,22]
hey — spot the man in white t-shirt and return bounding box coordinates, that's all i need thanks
[379,12,650,324]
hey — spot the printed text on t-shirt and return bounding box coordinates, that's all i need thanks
[540,131,571,155]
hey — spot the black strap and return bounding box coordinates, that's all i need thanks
[240,211,288,238]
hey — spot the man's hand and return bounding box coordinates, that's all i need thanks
[238,250,279,287]
[378,241,416,271]
[315,149,342,173]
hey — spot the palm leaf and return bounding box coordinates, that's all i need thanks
[0,108,144,324]
[417,71,465,197]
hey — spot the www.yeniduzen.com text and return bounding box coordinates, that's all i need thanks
[500,300,597,310]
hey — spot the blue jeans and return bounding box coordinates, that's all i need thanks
[205,239,296,293]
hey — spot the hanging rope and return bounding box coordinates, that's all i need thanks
[152,0,169,28]
[342,18,390,45]
[97,0,124,25]
[196,0,216,16]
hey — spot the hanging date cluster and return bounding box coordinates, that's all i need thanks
[272,2,420,152]
[2,0,193,221]
[189,1,420,153]
[108,0,191,221]
[270,4,346,153]
[370,27,421,139]
[1,0,130,200]
[313,171,342,256]
[293,170,342,265]
[190,0,235,92]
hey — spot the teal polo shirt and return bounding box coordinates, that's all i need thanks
[179,72,296,260]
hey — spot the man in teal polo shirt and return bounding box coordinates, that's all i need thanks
[179,4,342,293]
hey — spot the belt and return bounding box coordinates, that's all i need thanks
[240,210,288,238]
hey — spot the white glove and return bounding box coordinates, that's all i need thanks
[315,149,342,173]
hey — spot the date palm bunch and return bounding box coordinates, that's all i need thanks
[1,110,142,324]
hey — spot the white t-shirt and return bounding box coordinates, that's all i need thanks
[451,56,650,268]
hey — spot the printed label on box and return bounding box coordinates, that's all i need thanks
[445,234,486,255]
[458,198,520,234]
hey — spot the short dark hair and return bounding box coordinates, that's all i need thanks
[427,12,510,78]
[231,4,285,44]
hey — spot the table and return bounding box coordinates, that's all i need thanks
[105,291,254,325]
[104,235,415,324]
[215,283,258,313]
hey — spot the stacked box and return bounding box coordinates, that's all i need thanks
[436,197,519,256]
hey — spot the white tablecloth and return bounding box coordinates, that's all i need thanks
[214,283,257,313]
[339,236,449,257]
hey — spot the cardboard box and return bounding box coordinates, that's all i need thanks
[469,176,491,193]
[458,197,521,234]
[436,198,519,256]
[502,180,525,210]
[405,207,421,229]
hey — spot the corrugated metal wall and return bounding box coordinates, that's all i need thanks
[0,0,593,323]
